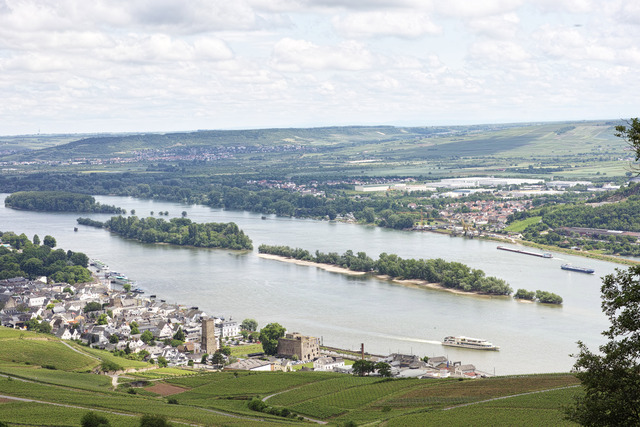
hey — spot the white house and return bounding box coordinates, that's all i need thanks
[28,296,46,307]
[313,357,345,371]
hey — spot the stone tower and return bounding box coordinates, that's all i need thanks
[202,318,218,354]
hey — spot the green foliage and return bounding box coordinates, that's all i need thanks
[130,321,140,335]
[567,265,640,426]
[84,301,102,312]
[259,323,286,356]
[352,360,375,376]
[259,244,513,295]
[157,356,168,368]
[5,191,125,214]
[615,117,640,163]
[81,411,111,427]
[140,330,153,344]
[375,362,392,377]
[0,231,91,282]
[172,327,185,341]
[101,360,121,373]
[24,319,52,334]
[535,290,563,305]
[43,235,56,248]
[95,215,253,250]
[514,289,536,300]
[241,318,258,331]
[139,414,172,427]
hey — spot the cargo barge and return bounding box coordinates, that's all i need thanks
[496,245,553,258]
[561,264,595,274]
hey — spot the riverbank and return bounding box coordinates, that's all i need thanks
[258,253,366,276]
[258,253,498,298]
[421,228,640,267]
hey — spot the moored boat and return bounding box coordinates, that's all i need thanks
[442,336,500,351]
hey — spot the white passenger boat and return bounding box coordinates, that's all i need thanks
[442,336,500,351]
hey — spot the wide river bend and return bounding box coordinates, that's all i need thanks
[0,194,620,375]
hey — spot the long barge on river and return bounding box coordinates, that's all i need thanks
[497,245,553,258]
[561,264,595,274]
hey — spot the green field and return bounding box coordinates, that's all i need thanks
[505,216,542,232]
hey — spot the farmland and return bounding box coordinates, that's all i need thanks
[0,330,581,426]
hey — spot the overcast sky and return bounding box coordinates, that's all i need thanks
[1,0,639,135]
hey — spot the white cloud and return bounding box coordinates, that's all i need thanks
[467,13,520,39]
[270,38,375,71]
[332,11,441,38]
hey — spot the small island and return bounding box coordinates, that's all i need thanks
[258,244,513,295]
[258,244,563,304]
[5,191,125,214]
[78,216,253,250]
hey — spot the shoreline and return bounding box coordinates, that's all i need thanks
[258,253,498,298]
[257,253,366,276]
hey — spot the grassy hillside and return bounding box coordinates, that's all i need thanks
[1,120,630,180]
[0,327,581,426]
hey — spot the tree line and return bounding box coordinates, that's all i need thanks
[78,216,253,250]
[258,244,513,295]
[5,191,125,213]
[0,231,92,283]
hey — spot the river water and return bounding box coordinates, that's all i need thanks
[0,194,622,375]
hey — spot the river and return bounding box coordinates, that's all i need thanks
[0,194,621,375]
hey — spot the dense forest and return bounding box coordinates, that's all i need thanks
[258,244,513,296]
[0,231,92,283]
[5,191,125,214]
[78,216,253,250]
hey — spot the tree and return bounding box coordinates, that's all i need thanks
[615,117,640,168]
[81,411,111,427]
[375,361,392,377]
[566,265,640,425]
[140,330,154,344]
[32,234,40,246]
[172,327,185,341]
[101,360,121,373]
[352,359,375,376]
[130,321,140,335]
[157,356,168,368]
[211,351,226,366]
[139,414,172,427]
[43,235,56,248]
[96,313,108,325]
[241,318,258,331]
[259,323,286,355]
[181,211,187,217]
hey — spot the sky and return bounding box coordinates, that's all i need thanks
[1,0,640,135]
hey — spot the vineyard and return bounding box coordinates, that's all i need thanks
[0,326,581,426]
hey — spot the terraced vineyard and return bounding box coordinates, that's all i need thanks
[0,327,581,426]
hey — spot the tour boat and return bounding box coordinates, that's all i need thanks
[442,336,500,351]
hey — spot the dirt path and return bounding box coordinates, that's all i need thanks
[262,387,328,424]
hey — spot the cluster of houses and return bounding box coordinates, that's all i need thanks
[0,274,240,367]
[0,268,484,379]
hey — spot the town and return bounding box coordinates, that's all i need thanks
[0,260,487,380]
